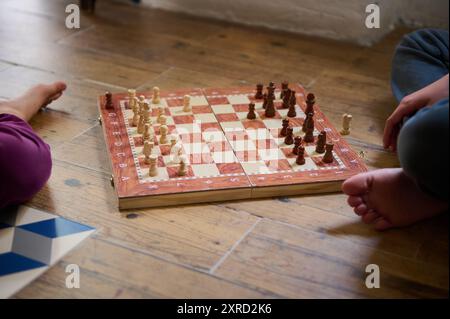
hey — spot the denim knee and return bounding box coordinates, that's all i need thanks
[397,98,449,200]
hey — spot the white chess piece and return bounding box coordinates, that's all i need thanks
[183,95,191,112]
[128,89,136,109]
[152,86,160,104]
[157,106,165,124]
[171,144,182,164]
[159,125,169,144]
[178,155,187,176]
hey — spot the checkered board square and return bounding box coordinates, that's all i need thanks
[0,206,95,298]
[98,84,367,209]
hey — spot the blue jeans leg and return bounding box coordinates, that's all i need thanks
[391,29,449,201]
[398,98,449,201]
[391,29,449,102]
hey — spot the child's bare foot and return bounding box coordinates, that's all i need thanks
[342,168,448,231]
[0,81,66,121]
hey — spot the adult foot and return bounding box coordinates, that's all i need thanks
[342,168,448,231]
[0,82,66,121]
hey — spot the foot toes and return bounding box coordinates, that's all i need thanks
[347,196,363,207]
[362,211,380,224]
[342,173,373,196]
[354,203,368,215]
[34,82,66,99]
[374,217,394,231]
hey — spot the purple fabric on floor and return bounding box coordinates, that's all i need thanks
[0,114,52,209]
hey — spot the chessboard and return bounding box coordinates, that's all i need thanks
[98,83,367,209]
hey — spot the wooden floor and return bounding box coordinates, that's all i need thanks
[1,0,448,298]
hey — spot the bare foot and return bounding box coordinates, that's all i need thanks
[342,168,448,231]
[0,82,66,121]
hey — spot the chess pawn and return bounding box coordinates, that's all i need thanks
[159,115,167,126]
[255,83,264,99]
[178,156,187,176]
[315,131,326,153]
[340,113,352,135]
[305,93,315,115]
[152,86,160,104]
[292,136,302,155]
[148,154,159,177]
[280,118,289,137]
[183,95,191,112]
[143,124,151,141]
[159,125,169,144]
[296,146,306,165]
[284,127,294,145]
[247,102,256,120]
[322,142,334,163]
[157,106,165,124]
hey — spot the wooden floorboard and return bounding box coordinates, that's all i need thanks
[0,0,447,298]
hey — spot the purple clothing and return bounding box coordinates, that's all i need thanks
[0,114,52,209]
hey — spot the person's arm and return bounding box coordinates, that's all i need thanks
[384,74,449,151]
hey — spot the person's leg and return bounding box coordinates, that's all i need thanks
[0,83,65,210]
[398,98,449,201]
[343,99,449,230]
[342,29,449,230]
[391,29,449,102]
[0,82,66,122]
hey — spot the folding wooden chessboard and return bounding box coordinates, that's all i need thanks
[98,84,367,209]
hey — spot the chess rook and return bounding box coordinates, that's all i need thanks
[293,136,302,155]
[284,127,294,145]
[148,154,158,177]
[280,118,289,137]
[280,81,289,99]
[315,130,326,153]
[247,102,256,120]
[322,142,334,163]
[178,156,187,176]
[255,83,264,99]
[296,145,306,165]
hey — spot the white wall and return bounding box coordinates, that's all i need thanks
[140,0,449,46]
